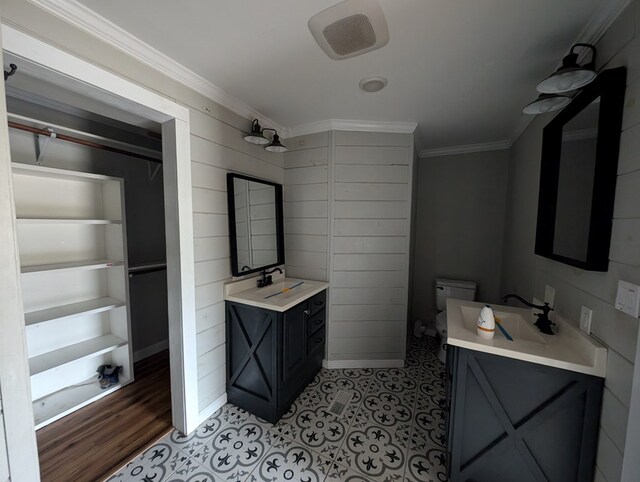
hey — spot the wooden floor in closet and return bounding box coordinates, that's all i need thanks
[37,350,172,482]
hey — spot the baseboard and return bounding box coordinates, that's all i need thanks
[322,358,405,369]
[133,339,169,362]
[197,392,228,424]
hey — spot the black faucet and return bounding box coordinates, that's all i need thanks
[502,293,555,335]
[257,267,283,288]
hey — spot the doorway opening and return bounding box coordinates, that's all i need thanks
[1,25,198,481]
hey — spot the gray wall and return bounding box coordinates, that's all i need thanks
[2,0,285,417]
[412,150,509,324]
[501,2,640,480]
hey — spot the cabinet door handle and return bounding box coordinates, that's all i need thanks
[304,309,311,315]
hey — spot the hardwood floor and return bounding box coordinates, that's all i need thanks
[36,350,172,482]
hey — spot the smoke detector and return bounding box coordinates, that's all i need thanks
[359,76,387,92]
[308,0,390,60]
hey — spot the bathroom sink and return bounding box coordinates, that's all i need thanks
[224,275,328,312]
[447,299,607,377]
[459,305,546,344]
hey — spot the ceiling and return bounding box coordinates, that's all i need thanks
[75,0,607,151]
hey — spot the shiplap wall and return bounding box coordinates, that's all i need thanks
[1,0,284,421]
[0,394,9,482]
[283,130,414,365]
[189,112,283,412]
[329,131,414,365]
[283,132,330,281]
[501,2,640,480]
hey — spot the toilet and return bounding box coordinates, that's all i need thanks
[435,278,477,363]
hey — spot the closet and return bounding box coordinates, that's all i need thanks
[5,63,172,481]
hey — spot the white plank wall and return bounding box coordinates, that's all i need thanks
[190,109,283,411]
[283,132,330,282]
[329,131,413,364]
[0,394,9,482]
[501,2,640,480]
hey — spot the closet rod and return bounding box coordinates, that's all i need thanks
[8,121,163,164]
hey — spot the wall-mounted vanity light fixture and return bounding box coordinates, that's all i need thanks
[522,93,572,115]
[523,44,597,115]
[243,119,288,152]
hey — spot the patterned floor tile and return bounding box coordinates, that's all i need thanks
[107,442,186,481]
[110,336,450,482]
[324,462,374,481]
[164,460,218,482]
[403,446,447,482]
[316,375,370,406]
[335,422,409,481]
[357,391,416,427]
[199,422,273,481]
[251,435,332,481]
[281,404,351,461]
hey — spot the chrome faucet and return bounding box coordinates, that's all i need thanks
[502,293,555,335]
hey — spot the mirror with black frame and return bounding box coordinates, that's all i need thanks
[535,67,627,271]
[227,173,284,277]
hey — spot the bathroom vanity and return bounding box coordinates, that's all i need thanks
[224,276,328,423]
[444,299,606,482]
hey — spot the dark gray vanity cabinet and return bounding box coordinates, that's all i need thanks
[445,346,603,482]
[225,290,326,423]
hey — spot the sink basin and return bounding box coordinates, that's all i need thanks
[447,299,607,377]
[460,305,546,344]
[224,275,328,312]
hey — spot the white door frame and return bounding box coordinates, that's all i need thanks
[0,24,198,480]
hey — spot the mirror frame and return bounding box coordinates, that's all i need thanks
[226,173,285,277]
[535,67,627,271]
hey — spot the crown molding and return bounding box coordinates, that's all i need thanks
[420,140,511,159]
[509,0,631,146]
[26,0,287,134]
[286,119,417,139]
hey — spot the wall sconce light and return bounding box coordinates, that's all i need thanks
[537,44,597,94]
[522,93,572,115]
[523,43,597,115]
[243,119,288,152]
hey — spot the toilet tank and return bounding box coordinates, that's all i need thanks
[435,278,477,311]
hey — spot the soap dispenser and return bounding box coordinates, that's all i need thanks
[477,305,495,340]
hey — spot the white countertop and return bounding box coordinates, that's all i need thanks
[446,299,607,377]
[224,274,328,312]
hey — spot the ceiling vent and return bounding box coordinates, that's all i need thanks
[308,0,389,60]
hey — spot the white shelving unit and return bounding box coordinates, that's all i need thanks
[12,163,134,430]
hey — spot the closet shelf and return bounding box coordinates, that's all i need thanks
[29,334,127,376]
[17,218,122,225]
[33,375,128,430]
[21,259,124,274]
[24,297,125,327]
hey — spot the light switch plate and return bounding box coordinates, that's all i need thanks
[544,285,555,307]
[615,280,640,318]
[580,306,593,334]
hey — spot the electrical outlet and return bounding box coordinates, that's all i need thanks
[615,280,640,318]
[544,285,555,307]
[580,306,593,334]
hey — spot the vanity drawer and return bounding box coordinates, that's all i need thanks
[308,291,326,316]
[308,328,325,353]
[307,309,326,336]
